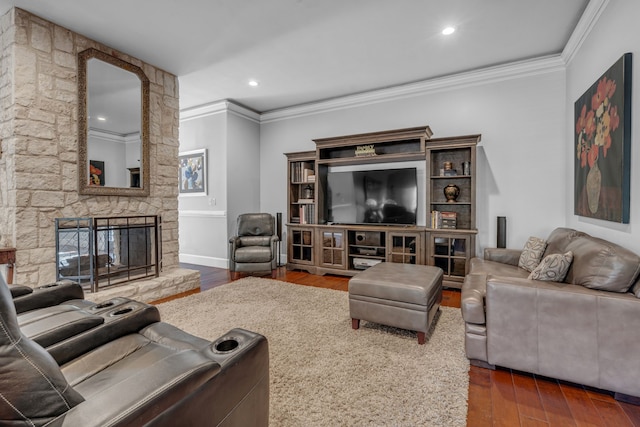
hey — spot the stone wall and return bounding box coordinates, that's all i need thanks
[0,8,190,296]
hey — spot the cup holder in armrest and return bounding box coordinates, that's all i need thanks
[207,329,267,367]
[93,301,115,309]
[109,306,135,317]
[100,301,159,324]
[214,338,239,353]
[88,297,133,313]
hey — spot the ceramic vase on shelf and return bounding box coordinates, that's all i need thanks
[444,184,460,203]
[303,185,314,199]
[585,161,601,214]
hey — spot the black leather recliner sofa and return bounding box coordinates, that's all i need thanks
[1,277,270,426]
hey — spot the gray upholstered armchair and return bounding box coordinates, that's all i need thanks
[229,213,279,279]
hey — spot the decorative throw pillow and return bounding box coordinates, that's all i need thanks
[518,236,548,272]
[528,251,574,282]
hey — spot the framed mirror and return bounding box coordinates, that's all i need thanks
[78,48,150,196]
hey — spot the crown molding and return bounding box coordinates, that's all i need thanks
[88,129,140,144]
[180,99,260,123]
[179,1,606,125]
[561,0,610,65]
[260,55,566,123]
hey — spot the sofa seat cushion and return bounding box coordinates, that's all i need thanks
[60,334,221,426]
[62,334,217,392]
[469,258,531,279]
[237,235,273,247]
[564,235,640,293]
[234,246,272,263]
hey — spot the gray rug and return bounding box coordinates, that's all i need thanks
[157,277,469,426]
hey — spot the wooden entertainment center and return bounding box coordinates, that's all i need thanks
[285,125,480,289]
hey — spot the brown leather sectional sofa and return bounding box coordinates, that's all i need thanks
[462,227,640,401]
[1,278,270,426]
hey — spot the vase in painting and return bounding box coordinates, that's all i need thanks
[585,160,601,214]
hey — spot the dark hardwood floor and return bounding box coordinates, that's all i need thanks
[168,263,640,427]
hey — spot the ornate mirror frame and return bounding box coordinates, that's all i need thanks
[77,48,150,196]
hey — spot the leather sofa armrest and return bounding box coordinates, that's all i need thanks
[461,273,488,324]
[484,248,522,266]
[140,321,212,351]
[9,284,33,297]
[13,280,84,314]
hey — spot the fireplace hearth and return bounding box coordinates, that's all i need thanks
[55,216,161,293]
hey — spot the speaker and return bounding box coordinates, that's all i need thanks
[276,212,282,240]
[275,212,283,266]
[354,231,381,246]
[497,216,507,248]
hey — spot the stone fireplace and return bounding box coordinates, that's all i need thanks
[0,8,199,302]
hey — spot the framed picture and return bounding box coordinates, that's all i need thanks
[179,149,207,195]
[89,160,105,186]
[574,53,632,223]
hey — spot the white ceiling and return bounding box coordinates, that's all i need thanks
[0,0,590,113]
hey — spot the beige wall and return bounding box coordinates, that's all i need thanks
[0,8,180,285]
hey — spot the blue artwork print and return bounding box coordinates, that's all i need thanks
[179,149,207,194]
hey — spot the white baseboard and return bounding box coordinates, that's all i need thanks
[179,253,288,269]
[179,254,228,269]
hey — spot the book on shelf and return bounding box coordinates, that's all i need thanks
[431,211,457,229]
[299,204,315,224]
[291,161,315,183]
[296,198,314,204]
[303,168,315,182]
[430,210,441,229]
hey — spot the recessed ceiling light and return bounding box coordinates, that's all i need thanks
[248,80,259,87]
[442,26,455,35]
[96,116,107,121]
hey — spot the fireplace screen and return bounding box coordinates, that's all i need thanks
[55,216,161,292]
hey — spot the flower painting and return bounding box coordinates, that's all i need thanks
[574,53,632,223]
[179,149,207,195]
[89,160,105,186]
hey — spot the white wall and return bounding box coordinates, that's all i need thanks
[88,137,127,187]
[227,112,261,240]
[178,106,261,267]
[565,0,640,253]
[125,139,141,169]
[178,111,228,267]
[260,68,567,254]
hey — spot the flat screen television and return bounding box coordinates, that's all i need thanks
[326,167,418,225]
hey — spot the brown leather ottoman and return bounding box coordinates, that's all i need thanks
[349,263,443,344]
